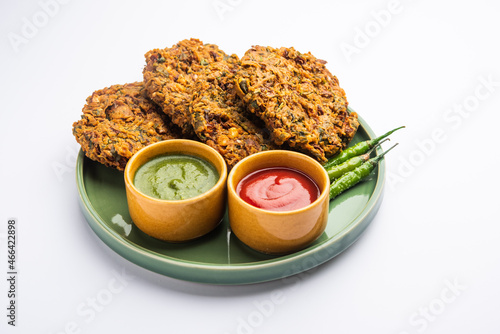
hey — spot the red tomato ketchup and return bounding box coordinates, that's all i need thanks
[236,167,320,212]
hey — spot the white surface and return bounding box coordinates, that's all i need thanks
[1,0,499,333]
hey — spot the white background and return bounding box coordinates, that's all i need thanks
[1,0,499,333]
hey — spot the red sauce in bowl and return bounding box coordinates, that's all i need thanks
[236,167,320,212]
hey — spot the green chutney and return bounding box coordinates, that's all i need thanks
[134,154,219,200]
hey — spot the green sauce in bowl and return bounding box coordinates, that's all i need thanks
[134,154,219,200]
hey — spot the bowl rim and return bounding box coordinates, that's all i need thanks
[124,139,228,204]
[227,149,330,215]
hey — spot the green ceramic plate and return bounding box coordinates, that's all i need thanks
[76,113,385,285]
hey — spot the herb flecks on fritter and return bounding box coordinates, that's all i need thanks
[235,46,359,163]
[72,82,182,171]
[143,38,229,137]
[190,57,276,169]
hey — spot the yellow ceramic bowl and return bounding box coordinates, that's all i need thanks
[124,139,227,242]
[227,150,330,254]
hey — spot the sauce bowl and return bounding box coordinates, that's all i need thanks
[124,139,227,242]
[227,150,330,254]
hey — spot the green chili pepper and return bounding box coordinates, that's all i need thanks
[323,126,404,169]
[329,143,398,199]
[326,139,389,181]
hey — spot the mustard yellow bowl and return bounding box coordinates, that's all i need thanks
[227,150,330,254]
[124,139,227,242]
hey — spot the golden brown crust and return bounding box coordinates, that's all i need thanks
[72,82,183,171]
[190,56,276,169]
[74,40,359,171]
[143,38,229,137]
[235,46,359,163]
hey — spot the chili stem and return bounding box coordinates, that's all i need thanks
[323,126,404,169]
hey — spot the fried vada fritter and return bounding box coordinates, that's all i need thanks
[235,46,359,163]
[72,82,183,171]
[143,38,230,137]
[190,57,276,169]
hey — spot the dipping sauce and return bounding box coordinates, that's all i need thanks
[134,154,219,200]
[236,167,320,212]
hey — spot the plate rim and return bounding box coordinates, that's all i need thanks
[76,111,385,284]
